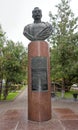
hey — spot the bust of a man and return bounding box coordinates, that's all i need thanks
[23,7,52,41]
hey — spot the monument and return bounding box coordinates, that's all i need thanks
[23,7,52,121]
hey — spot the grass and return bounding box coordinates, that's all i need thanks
[6,92,19,101]
[64,91,73,98]
[1,85,26,101]
[56,91,75,99]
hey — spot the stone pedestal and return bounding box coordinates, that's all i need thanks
[28,41,51,122]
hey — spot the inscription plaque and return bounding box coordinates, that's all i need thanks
[31,57,48,91]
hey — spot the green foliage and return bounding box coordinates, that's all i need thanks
[0,24,28,100]
[3,40,28,83]
[49,0,78,88]
[0,25,6,79]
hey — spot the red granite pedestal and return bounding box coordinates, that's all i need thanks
[28,41,51,122]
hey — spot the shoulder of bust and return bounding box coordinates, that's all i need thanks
[24,23,33,29]
[41,21,51,26]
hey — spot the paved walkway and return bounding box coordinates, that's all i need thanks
[0,88,27,114]
[0,87,78,130]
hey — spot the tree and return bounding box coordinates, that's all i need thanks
[0,24,6,99]
[3,40,27,99]
[49,0,78,95]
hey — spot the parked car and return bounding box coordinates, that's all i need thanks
[70,83,78,91]
[70,83,78,101]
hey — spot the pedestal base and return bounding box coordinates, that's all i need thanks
[28,41,51,121]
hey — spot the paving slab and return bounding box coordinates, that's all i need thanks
[0,88,78,130]
[0,108,78,130]
[0,109,63,130]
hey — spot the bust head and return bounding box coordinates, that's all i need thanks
[23,7,52,41]
[32,7,42,22]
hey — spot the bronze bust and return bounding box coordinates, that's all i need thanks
[23,7,52,41]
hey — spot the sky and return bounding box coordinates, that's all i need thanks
[0,0,78,47]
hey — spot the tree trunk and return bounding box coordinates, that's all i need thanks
[0,80,2,100]
[3,80,9,100]
[61,77,65,98]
